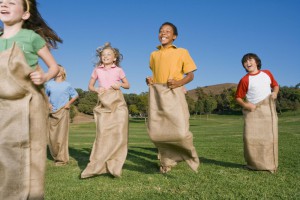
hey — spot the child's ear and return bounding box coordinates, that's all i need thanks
[173,35,177,41]
[22,12,30,20]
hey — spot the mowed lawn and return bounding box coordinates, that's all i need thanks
[45,112,300,200]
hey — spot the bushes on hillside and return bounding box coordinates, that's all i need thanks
[74,84,300,116]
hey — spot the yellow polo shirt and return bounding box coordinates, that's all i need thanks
[149,44,197,83]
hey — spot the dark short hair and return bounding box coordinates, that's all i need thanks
[241,53,262,70]
[159,22,178,36]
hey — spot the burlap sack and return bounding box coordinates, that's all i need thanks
[0,44,48,199]
[243,95,278,172]
[48,107,70,164]
[147,84,199,172]
[81,89,128,178]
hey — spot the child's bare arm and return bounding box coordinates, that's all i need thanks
[64,95,79,109]
[31,46,59,85]
[271,86,279,99]
[236,97,256,111]
[121,77,130,89]
[88,78,98,92]
[167,72,194,89]
[112,77,130,90]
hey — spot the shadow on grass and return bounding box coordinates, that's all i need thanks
[132,146,158,155]
[46,147,54,161]
[200,157,243,169]
[68,146,159,174]
[129,118,147,124]
[68,146,244,175]
[79,173,115,180]
[125,146,159,174]
[190,124,201,127]
[69,147,91,170]
[47,146,91,171]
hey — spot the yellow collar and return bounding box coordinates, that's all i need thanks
[156,44,177,50]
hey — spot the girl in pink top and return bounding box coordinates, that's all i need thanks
[88,42,129,92]
[81,43,130,178]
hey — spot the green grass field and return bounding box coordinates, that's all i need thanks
[45,112,300,199]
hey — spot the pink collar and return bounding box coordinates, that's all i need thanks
[98,64,117,68]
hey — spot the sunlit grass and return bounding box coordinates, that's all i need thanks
[45,112,300,199]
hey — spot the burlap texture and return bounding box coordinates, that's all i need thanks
[243,95,278,172]
[147,84,199,172]
[48,107,70,164]
[0,44,48,200]
[81,89,128,178]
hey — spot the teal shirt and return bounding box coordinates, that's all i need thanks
[0,29,46,68]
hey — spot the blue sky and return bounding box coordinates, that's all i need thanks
[12,0,300,93]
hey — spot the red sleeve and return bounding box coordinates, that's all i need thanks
[262,70,279,88]
[235,75,249,99]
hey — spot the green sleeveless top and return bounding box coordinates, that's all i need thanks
[0,29,46,68]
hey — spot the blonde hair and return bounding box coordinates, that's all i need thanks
[25,0,30,12]
[58,64,67,81]
[95,42,123,67]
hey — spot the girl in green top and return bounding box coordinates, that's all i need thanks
[0,0,62,199]
[0,0,62,84]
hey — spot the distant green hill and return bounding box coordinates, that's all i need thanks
[187,83,237,100]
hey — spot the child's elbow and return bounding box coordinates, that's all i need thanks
[187,72,194,81]
[190,73,194,81]
[88,86,94,92]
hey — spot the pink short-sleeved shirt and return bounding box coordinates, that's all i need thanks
[91,65,126,89]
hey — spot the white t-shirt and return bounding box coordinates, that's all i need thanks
[236,70,278,104]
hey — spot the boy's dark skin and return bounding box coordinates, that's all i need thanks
[146,24,194,88]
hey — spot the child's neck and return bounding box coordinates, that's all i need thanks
[248,69,259,75]
[104,63,114,68]
[54,76,64,82]
[1,24,22,39]
[161,43,174,48]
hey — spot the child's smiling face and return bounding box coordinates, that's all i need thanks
[243,57,259,74]
[159,24,177,47]
[0,0,29,26]
[101,48,116,66]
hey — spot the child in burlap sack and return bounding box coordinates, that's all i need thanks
[0,0,61,199]
[236,53,279,173]
[146,22,200,173]
[46,65,78,166]
[81,42,130,178]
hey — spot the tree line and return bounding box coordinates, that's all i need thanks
[71,84,300,118]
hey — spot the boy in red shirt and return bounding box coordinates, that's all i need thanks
[236,53,279,173]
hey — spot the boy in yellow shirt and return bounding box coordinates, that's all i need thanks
[146,22,200,173]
